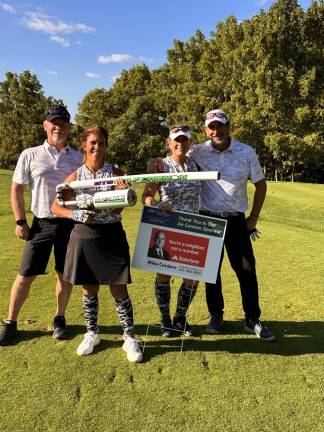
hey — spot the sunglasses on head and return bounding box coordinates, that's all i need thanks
[170,125,191,133]
[206,112,228,122]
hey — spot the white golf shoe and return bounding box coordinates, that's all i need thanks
[77,331,100,356]
[122,336,143,363]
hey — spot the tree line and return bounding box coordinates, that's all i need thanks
[0,0,323,182]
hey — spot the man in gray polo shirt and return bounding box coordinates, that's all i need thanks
[188,109,275,341]
[0,104,82,345]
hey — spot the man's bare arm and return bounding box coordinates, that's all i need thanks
[11,182,29,240]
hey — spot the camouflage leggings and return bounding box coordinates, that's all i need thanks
[83,294,134,338]
[155,279,198,323]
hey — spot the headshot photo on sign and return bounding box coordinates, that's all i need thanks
[147,229,170,261]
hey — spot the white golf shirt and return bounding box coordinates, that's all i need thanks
[13,140,82,218]
[187,139,265,213]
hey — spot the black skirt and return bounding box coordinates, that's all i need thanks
[63,222,131,285]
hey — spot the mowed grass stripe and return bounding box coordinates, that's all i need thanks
[0,170,323,432]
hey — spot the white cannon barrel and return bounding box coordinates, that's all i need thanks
[64,188,137,209]
[93,188,137,209]
[66,171,220,191]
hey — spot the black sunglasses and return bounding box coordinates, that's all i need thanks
[170,125,191,133]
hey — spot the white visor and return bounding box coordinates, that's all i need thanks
[169,130,192,140]
[205,109,228,127]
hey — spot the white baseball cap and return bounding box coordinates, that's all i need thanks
[205,109,229,127]
[169,126,192,140]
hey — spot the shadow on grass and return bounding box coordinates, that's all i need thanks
[2,328,51,345]
[136,320,324,360]
[0,325,119,347]
[3,321,323,360]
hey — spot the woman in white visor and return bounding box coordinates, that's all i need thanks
[142,125,201,338]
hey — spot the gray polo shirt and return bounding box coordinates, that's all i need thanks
[187,139,264,213]
[13,140,82,218]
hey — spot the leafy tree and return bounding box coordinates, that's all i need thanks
[0,71,62,168]
[76,0,324,181]
[107,65,152,119]
[76,65,153,135]
[76,88,111,130]
[107,96,168,173]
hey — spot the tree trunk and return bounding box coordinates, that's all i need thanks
[291,160,295,182]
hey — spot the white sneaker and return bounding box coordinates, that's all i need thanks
[122,337,143,363]
[77,331,100,356]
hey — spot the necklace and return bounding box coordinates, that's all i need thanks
[167,156,188,173]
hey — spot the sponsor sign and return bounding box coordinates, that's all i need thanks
[132,206,227,282]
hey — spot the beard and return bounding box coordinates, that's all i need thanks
[51,132,67,145]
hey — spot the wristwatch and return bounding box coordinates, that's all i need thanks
[16,219,27,226]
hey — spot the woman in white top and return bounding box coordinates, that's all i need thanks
[52,125,142,362]
[142,125,201,337]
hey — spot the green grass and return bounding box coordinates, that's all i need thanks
[0,169,323,432]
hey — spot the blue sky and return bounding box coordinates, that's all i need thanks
[0,0,313,119]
